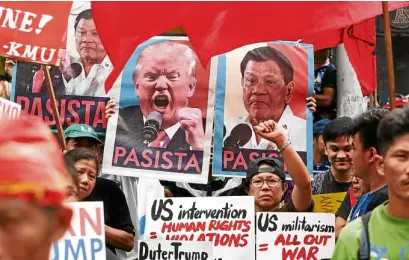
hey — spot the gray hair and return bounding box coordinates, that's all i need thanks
[132,41,197,83]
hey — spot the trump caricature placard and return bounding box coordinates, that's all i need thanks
[212,41,314,178]
[102,36,215,184]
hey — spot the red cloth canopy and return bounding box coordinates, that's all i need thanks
[91,1,409,95]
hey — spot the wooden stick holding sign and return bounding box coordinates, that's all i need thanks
[382,1,396,109]
[42,64,66,150]
[0,57,5,76]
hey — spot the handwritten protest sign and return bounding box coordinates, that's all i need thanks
[0,2,71,65]
[256,212,335,260]
[102,36,214,184]
[0,97,20,120]
[138,240,213,260]
[212,41,314,177]
[145,197,255,260]
[312,192,346,213]
[50,202,106,260]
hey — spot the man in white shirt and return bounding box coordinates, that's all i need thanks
[224,46,307,152]
[115,41,205,151]
[31,9,114,97]
[64,9,113,97]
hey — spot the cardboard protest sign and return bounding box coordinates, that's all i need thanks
[312,192,347,213]
[138,240,213,260]
[50,202,106,260]
[212,41,314,177]
[256,212,335,260]
[0,2,71,65]
[0,97,20,120]
[145,196,255,260]
[102,36,214,184]
[11,2,119,135]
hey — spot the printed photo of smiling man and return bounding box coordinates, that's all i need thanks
[102,37,214,183]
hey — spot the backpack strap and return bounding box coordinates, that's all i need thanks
[358,211,373,260]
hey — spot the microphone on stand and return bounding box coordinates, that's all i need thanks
[224,124,252,148]
[141,111,163,146]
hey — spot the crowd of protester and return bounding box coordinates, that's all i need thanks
[1,49,409,260]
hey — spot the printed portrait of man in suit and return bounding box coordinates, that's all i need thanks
[114,41,205,151]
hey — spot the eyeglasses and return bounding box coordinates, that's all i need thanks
[352,174,361,181]
[251,178,282,188]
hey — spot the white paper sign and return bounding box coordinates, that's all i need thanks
[145,196,255,260]
[0,97,20,120]
[50,202,106,260]
[138,239,213,260]
[256,212,335,260]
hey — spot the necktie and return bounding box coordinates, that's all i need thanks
[150,130,168,148]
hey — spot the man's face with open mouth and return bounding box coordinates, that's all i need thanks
[134,46,196,129]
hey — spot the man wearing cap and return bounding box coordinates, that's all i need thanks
[0,116,73,259]
[64,123,103,157]
[244,120,313,212]
[313,119,331,175]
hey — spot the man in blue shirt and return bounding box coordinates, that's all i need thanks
[347,109,390,222]
[313,119,331,175]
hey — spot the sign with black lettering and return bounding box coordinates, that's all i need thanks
[145,197,255,260]
[256,212,335,260]
[138,240,213,260]
[312,192,346,213]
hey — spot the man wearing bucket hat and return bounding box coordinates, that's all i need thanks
[244,119,313,212]
[0,116,73,260]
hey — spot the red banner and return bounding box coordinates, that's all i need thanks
[91,1,409,95]
[0,2,72,65]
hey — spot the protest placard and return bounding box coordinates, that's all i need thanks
[102,36,214,184]
[211,41,314,178]
[0,2,71,65]
[11,2,119,135]
[256,212,335,260]
[50,202,106,260]
[138,240,213,260]
[312,192,347,213]
[13,87,109,134]
[0,97,20,120]
[145,196,255,260]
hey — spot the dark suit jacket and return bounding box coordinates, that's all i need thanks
[115,105,197,151]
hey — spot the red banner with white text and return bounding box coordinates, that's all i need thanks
[0,2,72,65]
